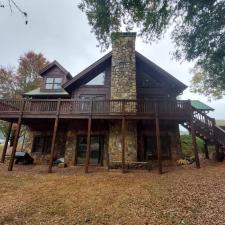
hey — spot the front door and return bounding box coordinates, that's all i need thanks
[76,135,104,165]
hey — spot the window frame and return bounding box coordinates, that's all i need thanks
[32,135,52,154]
[85,72,105,86]
[45,77,63,90]
[76,135,104,165]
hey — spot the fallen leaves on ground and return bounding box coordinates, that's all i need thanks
[0,160,225,225]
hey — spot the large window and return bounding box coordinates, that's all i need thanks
[32,135,52,153]
[85,72,105,85]
[79,95,105,112]
[45,77,62,90]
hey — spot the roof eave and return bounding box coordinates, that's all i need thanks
[135,51,188,91]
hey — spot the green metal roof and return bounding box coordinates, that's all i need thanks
[23,88,69,96]
[191,100,214,111]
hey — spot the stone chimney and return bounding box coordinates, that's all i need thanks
[111,32,137,100]
[109,32,138,164]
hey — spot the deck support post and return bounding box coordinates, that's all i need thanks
[48,117,59,173]
[215,143,220,161]
[85,117,92,173]
[121,116,126,173]
[189,102,200,168]
[8,100,25,171]
[8,118,22,171]
[106,122,110,172]
[155,103,162,174]
[1,122,13,163]
[204,141,209,159]
[48,99,61,173]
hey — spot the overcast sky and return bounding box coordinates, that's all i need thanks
[0,0,224,119]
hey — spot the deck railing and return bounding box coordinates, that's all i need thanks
[214,126,225,146]
[0,98,191,118]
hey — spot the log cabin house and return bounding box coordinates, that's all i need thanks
[0,32,225,173]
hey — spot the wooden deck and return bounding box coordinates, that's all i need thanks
[0,99,191,121]
[0,98,200,174]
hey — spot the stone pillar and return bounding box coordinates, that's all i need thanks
[64,129,76,166]
[23,127,34,153]
[108,120,137,162]
[109,32,138,163]
[170,125,182,161]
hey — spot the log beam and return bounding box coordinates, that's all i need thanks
[85,117,92,173]
[155,115,162,174]
[48,117,59,173]
[121,116,125,173]
[154,103,162,174]
[204,141,209,159]
[1,122,13,163]
[8,118,22,171]
[215,143,220,161]
[190,120,200,168]
[48,99,61,173]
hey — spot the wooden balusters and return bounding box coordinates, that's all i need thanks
[0,99,193,120]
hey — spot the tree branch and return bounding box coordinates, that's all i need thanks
[1,0,28,24]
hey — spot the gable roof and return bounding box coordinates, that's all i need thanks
[39,60,72,79]
[135,52,187,91]
[63,51,187,93]
[63,52,112,92]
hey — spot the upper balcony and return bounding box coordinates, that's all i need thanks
[0,99,192,121]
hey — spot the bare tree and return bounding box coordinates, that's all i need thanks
[0,0,28,24]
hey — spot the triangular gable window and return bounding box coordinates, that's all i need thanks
[85,72,105,85]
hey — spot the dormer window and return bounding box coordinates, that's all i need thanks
[45,77,62,90]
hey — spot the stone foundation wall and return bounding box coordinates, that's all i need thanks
[22,127,67,164]
[21,122,182,167]
[169,125,182,162]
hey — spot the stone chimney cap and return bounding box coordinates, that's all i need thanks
[111,32,136,39]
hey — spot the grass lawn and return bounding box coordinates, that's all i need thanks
[0,162,225,225]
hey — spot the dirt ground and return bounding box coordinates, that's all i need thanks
[0,160,225,225]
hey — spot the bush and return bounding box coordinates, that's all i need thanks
[177,159,190,166]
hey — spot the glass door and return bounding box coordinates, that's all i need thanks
[77,135,104,165]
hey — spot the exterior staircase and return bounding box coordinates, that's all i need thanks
[182,108,225,149]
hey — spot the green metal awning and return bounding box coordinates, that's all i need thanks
[23,88,69,96]
[191,100,214,111]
